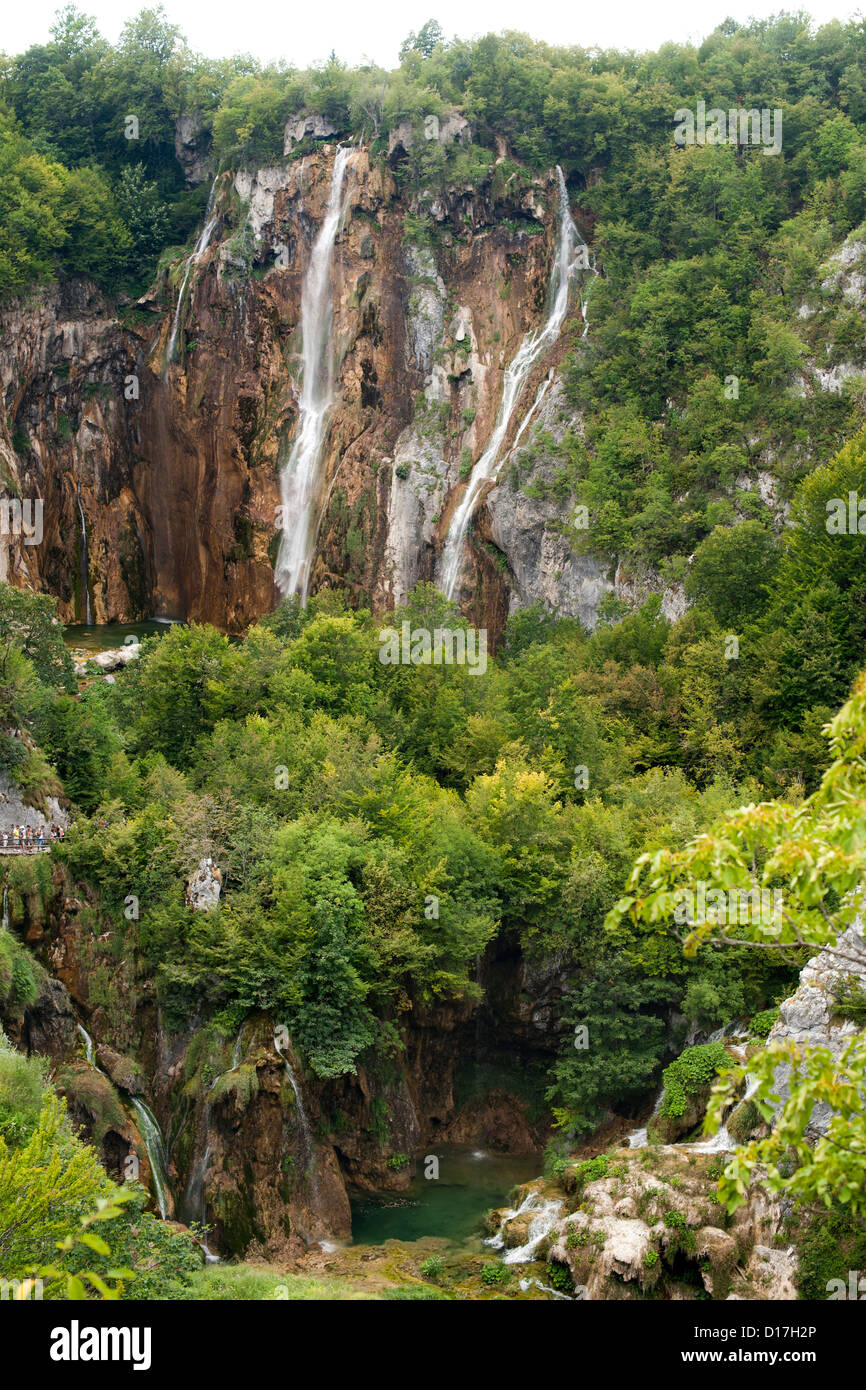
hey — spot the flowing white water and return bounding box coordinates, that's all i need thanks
[688,1122,734,1154]
[485,1190,563,1264]
[208,1019,248,1092]
[130,1097,171,1220]
[274,1035,319,1207]
[77,1024,174,1219]
[184,1139,219,1261]
[165,179,219,367]
[685,1069,762,1154]
[275,146,353,601]
[77,1022,99,1068]
[76,487,92,625]
[439,166,588,600]
[1,880,8,931]
[580,272,600,339]
[502,1196,563,1264]
[519,1276,574,1301]
[627,1082,665,1149]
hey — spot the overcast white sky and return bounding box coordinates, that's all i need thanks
[3,0,864,68]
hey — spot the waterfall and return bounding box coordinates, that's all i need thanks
[129,1097,171,1220]
[274,1033,321,1214]
[275,145,352,602]
[78,1023,174,1220]
[75,486,92,625]
[208,1019,248,1092]
[77,1022,97,1068]
[183,1138,219,1261]
[627,1082,665,1149]
[1,878,8,931]
[485,1190,563,1264]
[231,1020,247,1070]
[686,1070,761,1154]
[166,179,219,367]
[519,1275,574,1301]
[439,166,589,600]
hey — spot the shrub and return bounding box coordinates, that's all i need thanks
[659,1043,730,1119]
[569,1155,610,1194]
[0,932,41,1016]
[419,1254,444,1282]
[749,1007,780,1038]
[832,978,866,1025]
[0,1037,45,1145]
[545,1259,573,1292]
[795,1210,866,1300]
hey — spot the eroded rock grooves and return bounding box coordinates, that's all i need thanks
[0,146,577,638]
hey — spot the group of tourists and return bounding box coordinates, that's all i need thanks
[0,823,65,851]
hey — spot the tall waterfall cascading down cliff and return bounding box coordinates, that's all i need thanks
[165,178,220,367]
[275,145,353,601]
[439,166,590,601]
[75,485,92,625]
[274,1031,324,1236]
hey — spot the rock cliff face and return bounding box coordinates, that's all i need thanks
[768,917,866,1137]
[0,144,587,636]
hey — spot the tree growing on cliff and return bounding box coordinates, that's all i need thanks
[0,586,74,700]
[607,672,866,1218]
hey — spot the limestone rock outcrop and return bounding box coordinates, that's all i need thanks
[186,859,222,912]
[284,113,343,153]
[545,1148,793,1300]
[767,917,866,1137]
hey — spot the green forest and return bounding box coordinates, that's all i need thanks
[1,4,865,1315]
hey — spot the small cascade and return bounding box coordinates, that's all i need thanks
[129,1097,171,1220]
[184,1139,219,1262]
[165,179,219,367]
[485,1190,563,1264]
[508,371,554,457]
[579,271,600,339]
[627,1083,665,1149]
[76,1022,99,1069]
[439,165,589,600]
[208,1019,248,1093]
[704,1019,750,1045]
[688,1121,734,1154]
[683,1070,762,1154]
[276,145,353,602]
[274,1033,321,1217]
[1,877,8,931]
[75,486,92,625]
[519,1275,574,1301]
[78,1023,174,1220]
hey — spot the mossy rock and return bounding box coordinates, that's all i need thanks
[95,1045,145,1095]
[649,1089,710,1144]
[727,1098,763,1144]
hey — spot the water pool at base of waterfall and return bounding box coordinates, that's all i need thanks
[348,1146,541,1247]
[63,619,183,653]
